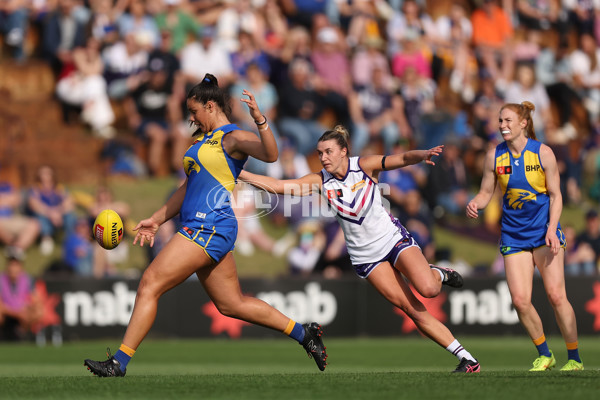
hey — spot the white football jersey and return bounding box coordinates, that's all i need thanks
[321,157,408,264]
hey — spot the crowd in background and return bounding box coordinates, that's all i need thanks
[1,0,600,330]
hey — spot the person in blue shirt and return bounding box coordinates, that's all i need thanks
[84,73,327,377]
[467,101,583,372]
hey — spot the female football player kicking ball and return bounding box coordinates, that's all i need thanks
[240,125,480,373]
[84,75,327,377]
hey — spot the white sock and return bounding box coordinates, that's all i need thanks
[446,339,476,362]
[431,266,445,282]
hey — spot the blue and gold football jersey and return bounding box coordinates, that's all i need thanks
[180,124,246,228]
[494,139,562,253]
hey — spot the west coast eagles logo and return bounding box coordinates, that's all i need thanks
[183,156,201,175]
[506,189,536,209]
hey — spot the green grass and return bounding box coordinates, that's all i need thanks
[0,336,599,399]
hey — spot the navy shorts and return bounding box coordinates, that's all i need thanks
[353,234,420,278]
[178,223,238,263]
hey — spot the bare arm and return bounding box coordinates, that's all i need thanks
[540,144,563,254]
[359,146,444,176]
[226,90,278,163]
[238,170,322,196]
[466,148,497,219]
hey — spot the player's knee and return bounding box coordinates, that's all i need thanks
[416,282,440,299]
[546,290,567,308]
[510,296,532,312]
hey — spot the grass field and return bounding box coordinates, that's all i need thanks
[1,336,599,400]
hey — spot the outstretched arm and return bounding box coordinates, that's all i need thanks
[238,170,322,196]
[359,145,444,176]
[466,148,497,219]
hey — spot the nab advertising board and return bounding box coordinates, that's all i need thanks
[34,276,600,340]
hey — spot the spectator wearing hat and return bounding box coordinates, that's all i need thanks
[0,250,43,341]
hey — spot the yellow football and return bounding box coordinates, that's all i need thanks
[93,209,124,249]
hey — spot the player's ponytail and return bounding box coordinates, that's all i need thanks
[187,73,232,117]
[318,125,350,154]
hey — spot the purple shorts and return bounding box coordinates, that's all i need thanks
[353,234,420,278]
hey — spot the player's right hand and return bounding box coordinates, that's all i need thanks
[466,201,479,219]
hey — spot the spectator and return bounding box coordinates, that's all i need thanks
[311,25,352,127]
[472,70,505,144]
[563,0,598,37]
[41,0,88,78]
[391,28,432,81]
[55,36,116,138]
[0,250,43,341]
[379,138,427,213]
[264,137,312,228]
[569,33,600,124]
[470,0,515,89]
[276,58,327,155]
[154,0,200,55]
[123,52,183,176]
[270,24,312,87]
[395,65,436,146]
[230,29,270,80]
[397,190,435,262]
[575,209,600,270]
[62,216,94,277]
[257,0,288,56]
[26,165,77,256]
[504,62,555,143]
[351,36,393,89]
[214,0,264,53]
[348,66,400,155]
[386,0,437,58]
[515,0,562,33]
[563,224,597,276]
[425,138,472,218]
[102,31,150,100]
[312,219,352,279]
[287,219,326,276]
[436,3,478,103]
[86,0,121,47]
[116,0,161,49]
[229,62,280,175]
[0,0,29,61]
[0,173,40,258]
[179,25,234,90]
[536,36,581,138]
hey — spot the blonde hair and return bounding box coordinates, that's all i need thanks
[318,125,350,152]
[500,101,537,140]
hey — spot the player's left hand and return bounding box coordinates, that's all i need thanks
[240,89,263,123]
[423,145,444,165]
[133,217,160,247]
